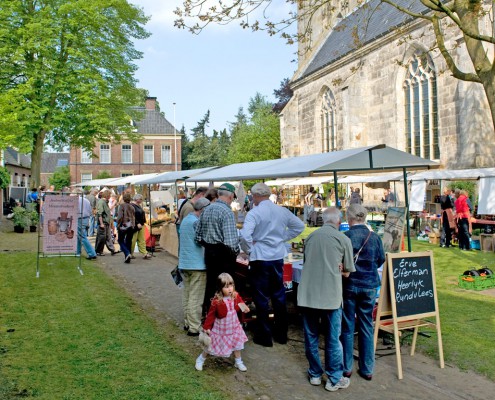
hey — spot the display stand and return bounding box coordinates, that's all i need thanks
[373,251,444,379]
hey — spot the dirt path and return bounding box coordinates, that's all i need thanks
[1,217,494,399]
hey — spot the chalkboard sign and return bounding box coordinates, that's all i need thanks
[373,251,443,379]
[390,253,435,318]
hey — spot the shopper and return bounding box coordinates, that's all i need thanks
[179,197,210,336]
[73,189,97,260]
[440,187,455,248]
[116,192,135,263]
[341,204,385,381]
[95,190,119,256]
[298,207,355,392]
[195,273,249,372]
[454,189,471,250]
[240,183,304,347]
[195,183,240,310]
[131,194,152,260]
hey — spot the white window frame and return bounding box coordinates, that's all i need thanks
[100,144,111,164]
[143,145,154,164]
[161,145,171,164]
[81,173,92,183]
[321,89,336,152]
[121,144,132,164]
[81,150,92,164]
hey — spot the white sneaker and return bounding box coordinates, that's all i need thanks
[309,376,322,386]
[325,376,350,392]
[195,355,204,371]
[235,361,247,372]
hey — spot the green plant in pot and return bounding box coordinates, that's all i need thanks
[29,210,40,232]
[12,206,30,233]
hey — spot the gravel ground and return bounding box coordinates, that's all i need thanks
[1,216,494,399]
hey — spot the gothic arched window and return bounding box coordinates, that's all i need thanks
[321,89,336,152]
[403,52,440,160]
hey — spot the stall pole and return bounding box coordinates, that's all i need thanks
[333,171,339,208]
[403,168,412,252]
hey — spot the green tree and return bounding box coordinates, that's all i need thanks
[226,93,281,164]
[49,166,71,190]
[175,0,495,130]
[0,166,10,189]
[185,110,213,168]
[0,0,150,188]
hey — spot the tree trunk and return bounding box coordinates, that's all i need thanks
[30,131,46,189]
[482,73,495,133]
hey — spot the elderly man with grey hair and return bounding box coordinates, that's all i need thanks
[298,207,355,392]
[72,188,97,260]
[195,183,240,310]
[240,182,304,347]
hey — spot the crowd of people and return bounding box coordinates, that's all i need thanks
[440,188,474,250]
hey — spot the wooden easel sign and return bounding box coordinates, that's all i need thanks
[373,251,444,379]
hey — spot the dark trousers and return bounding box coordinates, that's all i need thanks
[442,212,452,247]
[95,224,115,254]
[250,259,288,344]
[203,243,237,309]
[118,228,133,257]
[457,218,470,250]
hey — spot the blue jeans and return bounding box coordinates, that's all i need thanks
[250,259,288,343]
[341,286,377,376]
[88,214,96,236]
[302,307,343,385]
[77,217,96,258]
[118,228,133,258]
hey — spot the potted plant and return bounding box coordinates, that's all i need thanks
[12,206,30,233]
[29,209,39,232]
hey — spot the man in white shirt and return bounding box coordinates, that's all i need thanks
[240,183,304,347]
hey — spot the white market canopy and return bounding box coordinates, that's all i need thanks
[132,167,218,185]
[188,145,439,182]
[73,177,122,187]
[339,172,405,184]
[106,173,161,186]
[408,167,495,181]
[265,176,334,187]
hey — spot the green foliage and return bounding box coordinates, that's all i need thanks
[449,181,477,203]
[0,166,10,189]
[48,166,70,190]
[225,93,281,164]
[96,170,113,179]
[0,0,150,186]
[12,206,30,228]
[29,209,39,226]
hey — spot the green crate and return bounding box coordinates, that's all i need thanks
[458,275,495,291]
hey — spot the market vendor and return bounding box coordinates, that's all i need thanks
[240,183,304,347]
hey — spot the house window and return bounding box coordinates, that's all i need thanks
[143,145,154,164]
[121,173,132,177]
[320,89,336,152]
[100,144,111,163]
[81,173,92,183]
[81,150,92,164]
[122,144,132,164]
[404,52,440,160]
[161,145,171,164]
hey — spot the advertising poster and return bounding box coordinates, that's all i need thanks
[42,195,78,254]
[382,207,407,253]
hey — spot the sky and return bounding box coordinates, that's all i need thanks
[130,0,297,135]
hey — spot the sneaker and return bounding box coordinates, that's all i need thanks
[309,376,322,386]
[195,355,204,371]
[235,361,247,372]
[325,377,350,392]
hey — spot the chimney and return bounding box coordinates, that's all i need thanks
[145,97,157,110]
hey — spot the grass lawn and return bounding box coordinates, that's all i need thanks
[294,226,495,380]
[0,253,224,400]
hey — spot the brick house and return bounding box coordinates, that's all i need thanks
[69,97,181,185]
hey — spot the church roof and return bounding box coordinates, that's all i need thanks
[130,107,180,136]
[298,0,429,81]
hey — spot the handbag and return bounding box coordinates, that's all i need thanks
[119,220,132,231]
[170,266,184,288]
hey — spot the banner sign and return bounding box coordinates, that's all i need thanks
[42,195,78,254]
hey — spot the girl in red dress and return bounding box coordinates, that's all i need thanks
[195,273,249,371]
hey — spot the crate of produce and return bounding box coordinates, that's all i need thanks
[458,275,495,291]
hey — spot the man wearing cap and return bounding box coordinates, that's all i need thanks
[179,197,211,336]
[240,183,304,347]
[195,183,240,308]
[177,187,208,232]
